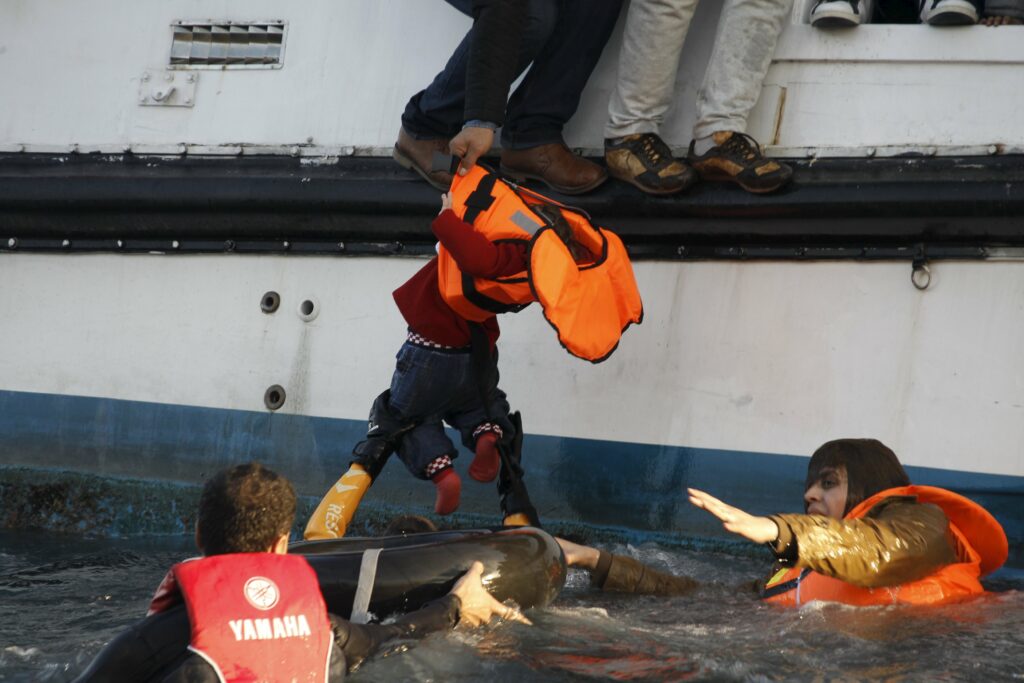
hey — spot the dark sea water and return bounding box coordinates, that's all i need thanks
[1,530,1022,682]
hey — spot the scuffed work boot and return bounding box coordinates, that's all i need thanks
[304,463,372,540]
[469,431,501,483]
[687,131,793,194]
[501,143,608,195]
[393,126,453,190]
[428,456,461,515]
[604,133,696,195]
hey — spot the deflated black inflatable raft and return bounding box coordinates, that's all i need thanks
[75,526,565,681]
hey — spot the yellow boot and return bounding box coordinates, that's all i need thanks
[304,463,372,540]
[503,513,533,527]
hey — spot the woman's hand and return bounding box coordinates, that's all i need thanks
[439,192,453,214]
[449,561,531,627]
[687,488,779,544]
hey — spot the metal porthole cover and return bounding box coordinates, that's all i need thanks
[261,291,281,313]
[264,384,286,411]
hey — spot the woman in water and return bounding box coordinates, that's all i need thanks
[689,438,1008,606]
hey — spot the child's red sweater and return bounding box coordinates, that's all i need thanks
[393,209,528,349]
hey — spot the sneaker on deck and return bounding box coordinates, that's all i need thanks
[811,1,862,27]
[921,0,979,24]
[686,131,793,194]
[604,132,696,195]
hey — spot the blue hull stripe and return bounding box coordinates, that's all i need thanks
[2,389,1021,557]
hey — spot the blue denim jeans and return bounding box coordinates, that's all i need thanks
[401,0,623,149]
[387,341,514,479]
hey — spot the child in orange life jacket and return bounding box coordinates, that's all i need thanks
[688,439,1008,606]
[305,193,594,539]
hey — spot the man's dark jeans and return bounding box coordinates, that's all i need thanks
[401,0,622,150]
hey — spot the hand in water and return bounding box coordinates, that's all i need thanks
[450,561,532,627]
[449,127,494,176]
[556,537,600,570]
[687,488,779,544]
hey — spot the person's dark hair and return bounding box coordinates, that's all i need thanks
[196,463,296,555]
[384,514,438,536]
[531,204,591,262]
[805,439,911,515]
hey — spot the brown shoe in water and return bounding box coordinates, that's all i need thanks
[393,127,453,190]
[605,132,696,195]
[687,131,793,194]
[500,143,608,195]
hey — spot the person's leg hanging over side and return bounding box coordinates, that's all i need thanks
[497,411,541,527]
[304,390,413,540]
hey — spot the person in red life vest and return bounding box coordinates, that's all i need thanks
[688,439,1008,607]
[304,187,606,541]
[126,463,528,682]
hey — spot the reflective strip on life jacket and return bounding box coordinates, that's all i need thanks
[174,553,332,682]
[439,165,643,361]
[761,485,1007,607]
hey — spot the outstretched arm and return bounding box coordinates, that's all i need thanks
[687,488,779,543]
[688,488,958,588]
[557,537,697,596]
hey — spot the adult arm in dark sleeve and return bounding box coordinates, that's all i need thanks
[589,550,698,596]
[464,0,528,125]
[330,595,461,672]
[767,498,959,589]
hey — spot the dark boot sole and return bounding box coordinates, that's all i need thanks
[500,165,608,196]
[690,165,792,194]
[393,145,450,191]
[607,167,695,195]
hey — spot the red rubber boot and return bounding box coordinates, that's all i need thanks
[469,432,500,483]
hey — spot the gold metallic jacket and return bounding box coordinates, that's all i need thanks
[768,496,958,588]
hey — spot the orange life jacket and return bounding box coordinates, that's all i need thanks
[438,165,643,362]
[761,485,1008,607]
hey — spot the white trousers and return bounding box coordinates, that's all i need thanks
[605,0,794,140]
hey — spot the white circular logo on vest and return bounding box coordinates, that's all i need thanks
[243,576,280,611]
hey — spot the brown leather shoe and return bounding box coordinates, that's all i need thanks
[500,143,608,195]
[393,127,453,190]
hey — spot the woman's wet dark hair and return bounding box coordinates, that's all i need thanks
[196,462,296,555]
[805,439,911,515]
[531,204,591,262]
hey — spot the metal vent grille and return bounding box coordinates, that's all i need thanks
[170,21,286,69]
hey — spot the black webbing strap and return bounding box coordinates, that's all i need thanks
[461,172,498,225]
[461,272,530,315]
[467,322,540,527]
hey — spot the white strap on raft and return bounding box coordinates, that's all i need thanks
[349,548,382,624]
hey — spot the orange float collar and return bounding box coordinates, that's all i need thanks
[761,485,1008,606]
[439,165,643,363]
